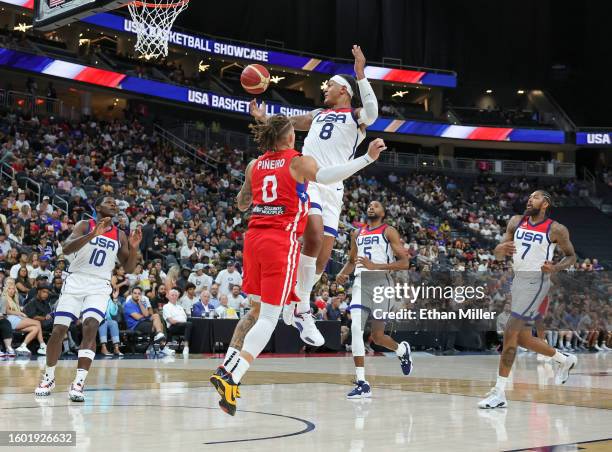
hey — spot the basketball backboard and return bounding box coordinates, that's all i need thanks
[33,0,130,31]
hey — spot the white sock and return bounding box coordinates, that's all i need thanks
[356,367,365,382]
[232,357,250,384]
[223,346,240,371]
[73,368,88,386]
[552,351,568,364]
[495,376,508,392]
[395,342,407,357]
[296,254,317,314]
[45,365,56,380]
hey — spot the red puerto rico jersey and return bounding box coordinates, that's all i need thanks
[248,148,309,237]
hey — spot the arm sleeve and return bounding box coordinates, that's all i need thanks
[310,108,323,118]
[357,78,378,126]
[315,154,374,185]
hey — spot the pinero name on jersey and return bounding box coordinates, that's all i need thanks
[67,219,120,281]
[355,224,395,276]
[302,108,366,172]
[512,216,556,273]
[248,148,309,236]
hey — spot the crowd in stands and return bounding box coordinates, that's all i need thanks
[0,107,609,357]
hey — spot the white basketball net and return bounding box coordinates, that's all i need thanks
[127,0,189,59]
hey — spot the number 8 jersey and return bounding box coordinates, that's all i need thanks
[512,216,556,272]
[248,148,309,237]
[303,108,366,177]
[67,219,120,281]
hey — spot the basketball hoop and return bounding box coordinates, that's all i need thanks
[127,0,189,59]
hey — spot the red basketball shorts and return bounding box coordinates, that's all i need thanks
[242,228,301,306]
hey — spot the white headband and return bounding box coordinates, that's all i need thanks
[329,75,353,97]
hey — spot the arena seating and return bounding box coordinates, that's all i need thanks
[0,99,607,354]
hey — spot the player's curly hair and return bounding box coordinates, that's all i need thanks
[249,114,293,151]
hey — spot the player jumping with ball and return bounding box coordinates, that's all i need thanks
[246,45,378,349]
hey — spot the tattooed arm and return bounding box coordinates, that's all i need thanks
[237,160,256,212]
[542,222,577,273]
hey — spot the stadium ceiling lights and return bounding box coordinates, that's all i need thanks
[320,80,329,91]
[270,76,285,84]
[392,90,410,98]
[517,90,525,94]
[485,89,493,94]
[198,61,210,72]
[13,23,32,32]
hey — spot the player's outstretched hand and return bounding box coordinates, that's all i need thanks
[352,45,366,78]
[498,241,516,256]
[129,226,143,249]
[92,217,112,237]
[366,138,387,161]
[249,99,267,122]
[356,256,377,270]
[336,273,349,285]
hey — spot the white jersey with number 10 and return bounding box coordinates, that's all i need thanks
[67,219,120,281]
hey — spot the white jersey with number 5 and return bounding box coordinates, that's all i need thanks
[67,219,120,281]
[303,108,365,185]
[355,223,394,276]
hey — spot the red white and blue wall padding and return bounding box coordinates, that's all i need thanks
[0,0,456,88]
[0,47,565,144]
[368,118,565,144]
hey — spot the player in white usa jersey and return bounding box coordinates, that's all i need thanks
[336,201,412,399]
[479,190,578,409]
[250,45,379,347]
[36,196,142,402]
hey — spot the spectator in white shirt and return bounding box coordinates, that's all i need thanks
[178,283,198,315]
[477,258,489,272]
[215,261,242,297]
[30,256,53,281]
[180,238,198,260]
[10,252,32,279]
[36,197,54,216]
[199,242,215,260]
[188,263,213,295]
[162,289,192,355]
[227,285,247,311]
[215,295,238,319]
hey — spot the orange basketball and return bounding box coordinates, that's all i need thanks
[240,64,270,95]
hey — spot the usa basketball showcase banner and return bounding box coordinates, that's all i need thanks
[0,47,565,143]
[0,0,456,88]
